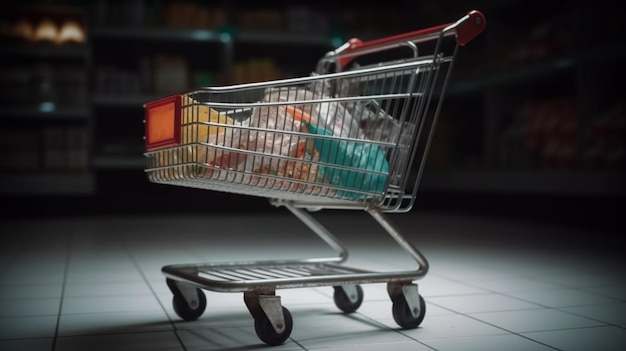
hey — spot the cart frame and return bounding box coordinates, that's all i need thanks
[144,10,486,346]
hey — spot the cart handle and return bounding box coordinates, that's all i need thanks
[334,10,486,69]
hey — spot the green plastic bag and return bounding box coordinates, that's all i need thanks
[305,121,389,199]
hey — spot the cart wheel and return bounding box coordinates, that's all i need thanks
[392,294,426,329]
[254,306,293,346]
[172,289,207,321]
[333,285,364,313]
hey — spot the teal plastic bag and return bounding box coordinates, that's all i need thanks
[305,122,389,199]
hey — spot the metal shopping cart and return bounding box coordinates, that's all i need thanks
[143,10,485,346]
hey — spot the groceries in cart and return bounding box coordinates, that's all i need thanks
[147,74,400,200]
[285,105,389,199]
[242,101,328,194]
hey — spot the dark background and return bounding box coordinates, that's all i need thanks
[1,0,624,234]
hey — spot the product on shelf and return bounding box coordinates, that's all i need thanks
[152,55,189,95]
[164,2,226,29]
[2,5,87,45]
[232,58,282,84]
[583,102,626,169]
[498,96,579,170]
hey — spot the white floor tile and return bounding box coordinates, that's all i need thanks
[66,261,139,276]
[177,327,303,350]
[307,341,433,351]
[531,269,624,289]
[54,331,184,351]
[470,308,605,333]
[506,288,622,308]
[276,286,335,305]
[294,324,412,349]
[172,307,253,329]
[0,271,66,285]
[419,275,489,297]
[427,262,511,285]
[61,294,162,314]
[349,299,393,320]
[583,284,626,301]
[468,276,566,293]
[522,326,626,351]
[428,293,541,314]
[157,288,245,314]
[64,270,145,285]
[359,283,393,301]
[289,307,412,348]
[0,338,54,351]
[64,281,153,297]
[396,313,508,339]
[0,298,60,317]
[0,283,63,300]
[422,333,558,351]
[356,299,454,324]
[58,310,171,336]
[561,303,626,326]
[0,315,58,339]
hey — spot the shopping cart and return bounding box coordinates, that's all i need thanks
[143,10,485,346]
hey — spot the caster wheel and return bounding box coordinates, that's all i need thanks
[333,285,364,313]
[392,294,426,329]
[172,291,206,321]
[167,278,207,321]
[254,306,293,346]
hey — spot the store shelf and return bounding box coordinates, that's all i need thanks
[0,173,95,195]
[0,106,91,120]
[1,5,93,198]
[448,56,576,96]
[421,170,626,197]
[91,26,336,48]
[236,31,337,47]
[91,95,161,108]
[0,45,90,60]
[93,155,145,170]
[91,27,225,43]
[449,40,626,95]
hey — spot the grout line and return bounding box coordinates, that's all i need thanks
[459,312,575,351]
[349,311,439,351]
[422,299,582,350]
[429,272,626,329]
[124,242,188,351]
[289,337,308,350]
[51,233,72,351]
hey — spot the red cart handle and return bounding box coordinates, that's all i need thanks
[335,10,486,69]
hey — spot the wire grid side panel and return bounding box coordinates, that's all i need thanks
[145,62,442,205]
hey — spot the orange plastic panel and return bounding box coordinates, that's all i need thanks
[144,94,181,151]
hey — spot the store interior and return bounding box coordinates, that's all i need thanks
[1,1,625,350]
[1,0,624,234]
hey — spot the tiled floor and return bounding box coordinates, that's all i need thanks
[1,209,624,350]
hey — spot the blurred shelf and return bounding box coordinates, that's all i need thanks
[91,27,224,43]
[91,26,337,48]
[236,31,337,47]
[0,173,95,195]
[421,170,626,197]
[448,42,626,96]
[448,56,575,96]
[0,106,91,120]
[0,45,89,59]
[91,95,161,108]
[93,155,145,170]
